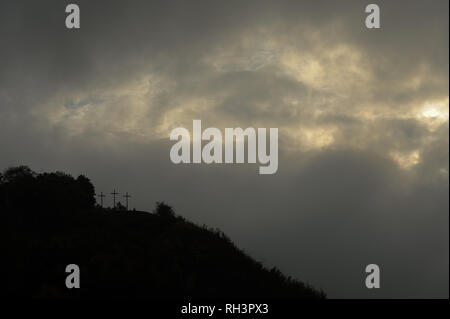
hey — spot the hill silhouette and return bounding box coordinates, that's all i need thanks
[2,166,324,299]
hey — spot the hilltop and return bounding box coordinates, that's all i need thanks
[1,166,324,298]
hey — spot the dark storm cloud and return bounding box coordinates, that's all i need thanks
[1,0,448,105]
[0,0,448,297]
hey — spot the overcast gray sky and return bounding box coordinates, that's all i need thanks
[1,0,448,298]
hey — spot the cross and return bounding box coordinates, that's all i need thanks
[111,189,119,208]
[123,192,131,211]
[96,192,106,207]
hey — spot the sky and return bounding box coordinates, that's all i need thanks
[0,0,448,298]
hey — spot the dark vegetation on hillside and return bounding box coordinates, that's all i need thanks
[1,166,325,299]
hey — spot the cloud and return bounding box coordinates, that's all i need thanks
[0,0,448,297]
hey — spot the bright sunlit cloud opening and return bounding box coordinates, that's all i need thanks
[418,98,449,123]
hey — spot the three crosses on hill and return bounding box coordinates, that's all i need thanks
[96,189,132,210]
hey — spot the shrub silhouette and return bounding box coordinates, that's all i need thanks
[154,201,176,219]
[2,166,325,299]
[115,201,126,211]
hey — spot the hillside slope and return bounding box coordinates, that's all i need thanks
[2,166,324,298]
